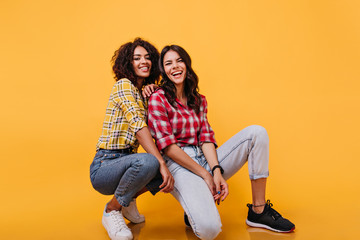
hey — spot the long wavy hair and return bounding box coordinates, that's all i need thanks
[111,38,160,86]
[159,45,201,114]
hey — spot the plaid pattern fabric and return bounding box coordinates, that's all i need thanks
[96,78,147,151]
[148,88,217,151]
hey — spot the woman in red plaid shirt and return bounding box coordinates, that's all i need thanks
[147,45,295,239]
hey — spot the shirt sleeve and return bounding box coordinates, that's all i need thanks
[112,79,147,133]
[199,96,217,147]
[148,92,177,151]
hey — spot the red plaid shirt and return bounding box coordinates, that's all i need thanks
[148,88,217,151]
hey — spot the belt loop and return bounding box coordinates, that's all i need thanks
[195,145,200,156]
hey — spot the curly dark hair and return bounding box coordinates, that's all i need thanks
[159,45,201,114]
[111,38,160,86]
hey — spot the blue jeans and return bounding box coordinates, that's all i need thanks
[90,149,162,207]
[166,125,269,240]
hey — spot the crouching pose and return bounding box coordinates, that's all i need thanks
[90,38,174,240]
[146,45,295,240]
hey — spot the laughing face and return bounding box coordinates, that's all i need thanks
[132,46,152,81]
[163,50,187,88]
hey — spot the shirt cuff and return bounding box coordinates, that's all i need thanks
[156,135,177,151]
[200,135,218,148]
[131,117,147,133]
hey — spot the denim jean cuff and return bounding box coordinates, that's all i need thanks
[116,196,130,207]
[249,172,269,180]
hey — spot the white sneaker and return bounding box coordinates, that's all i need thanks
[102,206,133,240]
[122,198,145,224]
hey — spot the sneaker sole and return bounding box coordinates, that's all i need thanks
[246,219,295,233]
[123,214,145,224]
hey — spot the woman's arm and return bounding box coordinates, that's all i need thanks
[198,96,228,203]
[136,127,174,193]
[164,144,216,196]
[201,143,229,203]
[112,80,174,193]
[147,91,216,196]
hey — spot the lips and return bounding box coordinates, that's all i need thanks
[171,71,183,77]
[140,66,149,72]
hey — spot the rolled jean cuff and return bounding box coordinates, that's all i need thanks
[250,172,269,180]
[146,170,163,195]
[116,196,131,207]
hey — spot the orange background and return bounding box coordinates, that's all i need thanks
[1,0,360,239]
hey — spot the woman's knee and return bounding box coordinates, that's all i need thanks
[249,125,269,144]
[195,221,222,240]
[136,153,159,173]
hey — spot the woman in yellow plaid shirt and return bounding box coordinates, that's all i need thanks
[90,38,174,240]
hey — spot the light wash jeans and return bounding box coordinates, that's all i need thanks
[90,149,162,207]
[165,125,269,240]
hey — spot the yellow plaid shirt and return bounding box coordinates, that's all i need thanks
[96,78,147,151]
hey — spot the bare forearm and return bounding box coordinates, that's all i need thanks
[201,143,221,175]
[164,144,209,178]
[135,127,165,164]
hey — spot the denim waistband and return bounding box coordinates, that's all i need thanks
[98,148,135,154]
[181,145,203,156]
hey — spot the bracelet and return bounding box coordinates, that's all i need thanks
[211,165,224,175]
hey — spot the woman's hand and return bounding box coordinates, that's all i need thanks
[202,171,216,196]
[213,173,229,205]
[142,84,158,98]
[158,162,174,193]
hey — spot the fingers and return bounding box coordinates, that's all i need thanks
[214,190,223,205]
[221,185,229,201]
[215,181,221,199]
[142,84,158,98]
[219,182,229,202]
[215,182,221,194]
[145,87,152,97]
[142,87,150,98]
[159,174,174,193]
[158,164,174,193]
[213,179,229,205]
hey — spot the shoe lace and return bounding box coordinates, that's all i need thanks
[110,211,127,230]
[265,200,282,220]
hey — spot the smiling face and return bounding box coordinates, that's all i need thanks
[132,46,152,81]
[163,50,187,88]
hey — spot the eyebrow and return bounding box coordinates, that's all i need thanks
[133,54,150,56]
[164,57,181,63]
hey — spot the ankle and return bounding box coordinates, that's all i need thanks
[252,206,264,214]
[106,206,122,213]
[106,196,122,213]
[252,202,266,214]
[106,202,122,213]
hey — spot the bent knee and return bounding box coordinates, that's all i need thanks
[195,221,222,240]
[249,125,269,143]
[135,153,159,172]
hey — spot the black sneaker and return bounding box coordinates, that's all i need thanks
[184,212,191,227]
[246,200,295,233]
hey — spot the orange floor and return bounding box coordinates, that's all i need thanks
[1,172,357,240]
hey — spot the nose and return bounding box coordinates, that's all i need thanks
[172,61,179,69]
[140,57,146,63]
